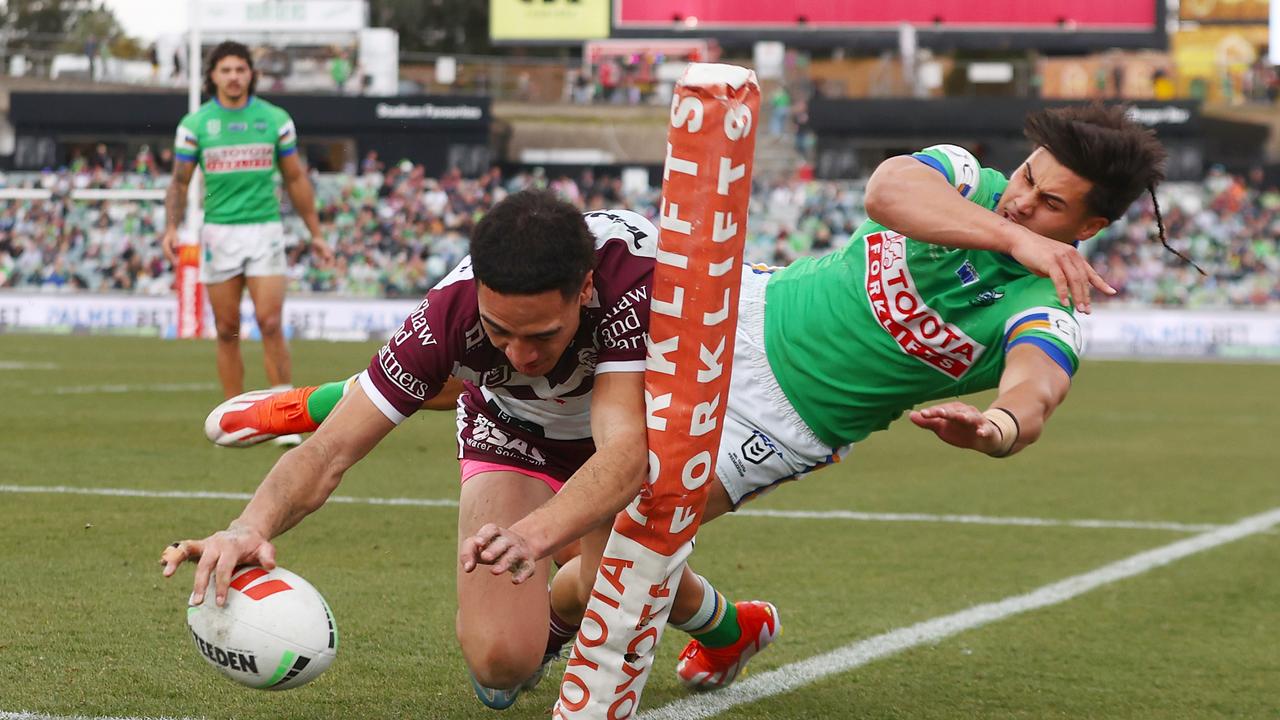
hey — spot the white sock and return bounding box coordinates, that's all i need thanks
[671,574,720,634]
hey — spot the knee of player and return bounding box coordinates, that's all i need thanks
[255,314,283,336]
[213,322,240,342]
[463,638,541,689]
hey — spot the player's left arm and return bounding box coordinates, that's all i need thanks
[460,371,648,583]
[911,345,1072,457]
[277,141,332,263]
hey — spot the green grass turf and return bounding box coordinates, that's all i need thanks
[0,335,1277,719]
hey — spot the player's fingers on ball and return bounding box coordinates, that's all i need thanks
[160,541,185,574]
[257,542,276,570]
[191,555,215,605]
[213,553,239,607]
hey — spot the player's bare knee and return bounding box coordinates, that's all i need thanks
[465,639,540,689]
[255,314,283,337]
[214,322,240,343]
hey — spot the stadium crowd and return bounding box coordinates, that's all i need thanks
[1,161,1277,309]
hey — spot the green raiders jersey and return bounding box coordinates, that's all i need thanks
[763,144,1084,448]
[173,97,298,225]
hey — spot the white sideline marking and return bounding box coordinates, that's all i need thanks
[0,361,59,370]
[641,506,1280,720]
[0,485,1219,531]
[0,485,459,508]
[732,508,1222,533]
[35,383,218,395]
[0,714,199,720]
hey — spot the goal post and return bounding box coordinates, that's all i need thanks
[554,63,760,720]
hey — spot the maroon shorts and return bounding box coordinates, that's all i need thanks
[455,384,595,492]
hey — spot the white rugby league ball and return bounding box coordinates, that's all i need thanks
[186,565,338,690]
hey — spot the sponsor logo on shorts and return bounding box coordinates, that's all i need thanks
[741,430,779,465]
[469,414,547,464]
[865,231,986,379]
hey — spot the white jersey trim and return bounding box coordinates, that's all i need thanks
[358,370,409,425]
[595,360,646,375]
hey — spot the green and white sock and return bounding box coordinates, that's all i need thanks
[671,574,740,648]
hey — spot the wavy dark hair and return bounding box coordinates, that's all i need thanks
[1025,103,1201,273]
[203,41,257,99]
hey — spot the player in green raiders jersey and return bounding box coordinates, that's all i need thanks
[161,41,332,404]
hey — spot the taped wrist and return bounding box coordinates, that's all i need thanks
[982,407,1020,457]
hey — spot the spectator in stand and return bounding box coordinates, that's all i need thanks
[329,49,353,94]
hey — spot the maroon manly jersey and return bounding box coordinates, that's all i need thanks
[360,209,657,441]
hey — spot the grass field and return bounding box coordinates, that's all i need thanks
[2,334,1279,720]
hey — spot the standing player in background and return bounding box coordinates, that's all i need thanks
[161,40,332,417]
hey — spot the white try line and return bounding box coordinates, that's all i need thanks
[0,484,1222,533]
[0,485,459,508]
[0,361,60,370]
[731,508,1223,533]
[32,383,219,395]
[641,505,1280,720]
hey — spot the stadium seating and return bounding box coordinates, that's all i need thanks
[1,164,1276,308]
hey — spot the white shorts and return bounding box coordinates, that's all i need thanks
[715,265,853,507]
[199,221,286,284]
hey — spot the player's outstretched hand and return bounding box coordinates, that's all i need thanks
[1008,228,1115,314]
[460,523,537,584]
[159,525,276,607]
[910,401,1001,454]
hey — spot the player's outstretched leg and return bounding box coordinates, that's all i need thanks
[204,376,352,447]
